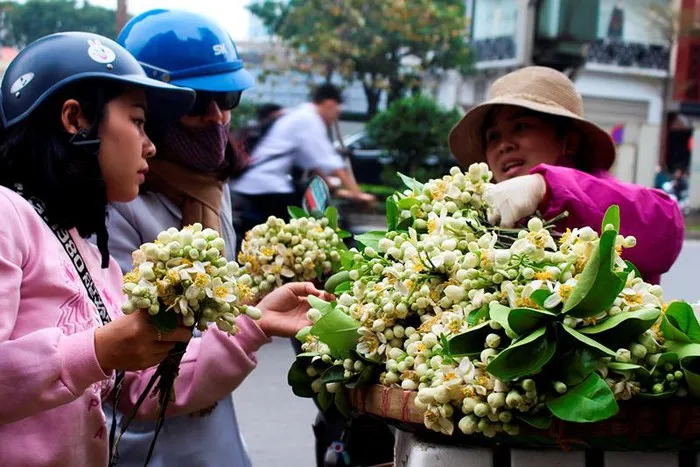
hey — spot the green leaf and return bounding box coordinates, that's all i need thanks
[346,364,378,389]
[555,348,603,387]
[288,358,314,398]
[339,251,355,270]
[665,341,700,361]
[558,323,616,357]
[325,271,351,293]
[661,315,692,343]
[508,307,557,336]
[310,308,361,358]
[150,311,179,333]
[546,373,619,423]
[397,172,424,192]
[308,296,333,315]
[579,308,661,349]
[334,388,351,418]
[530,289,551,309]
[354,231,387,251]
[681,357,700,397]
[324,206,338,229]
[295,326,312,343]
[601,205,620,232]
[624,261,642,281]
[336,229,352,239]
[607,362,647,375]
[517,412,553,430]
[486,327,557,381]
[397,197,420,210]
[563,229,626,318]
[334,281,352,294]
[317,388,333,412]
[665,301,700,342]
[488,302,514,336]
[321,365,347,384]
[449,321,493,356]
[288,206,309,219]
[468,305,489,326]
[386,197,399,231]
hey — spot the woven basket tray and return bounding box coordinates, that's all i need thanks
[348,385,700,451]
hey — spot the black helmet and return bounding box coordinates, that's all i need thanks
[0,31,195,127]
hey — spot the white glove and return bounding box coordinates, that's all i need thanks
[484,174,547,227]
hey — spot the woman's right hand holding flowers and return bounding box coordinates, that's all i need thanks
[94,309,192,372]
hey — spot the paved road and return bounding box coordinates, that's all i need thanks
[661,239,700,302]
[235,337,318,467]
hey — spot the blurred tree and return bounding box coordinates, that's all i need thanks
[365,94,460,180]
[0,0,117,48]
[248,0,473,116]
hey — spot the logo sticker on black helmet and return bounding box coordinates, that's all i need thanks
[10,73,34,94]
[87,39,116,64]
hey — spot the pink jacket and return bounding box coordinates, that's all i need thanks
[0,187,269,466]
[532,164,684,284]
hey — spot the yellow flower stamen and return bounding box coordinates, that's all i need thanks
[515,297,539,309]
[123,271,139,284]
[427,218,438,234]
[213,286,229,300]
[534,271,552,281]
[559,284,574,301]
[559,228,573,245]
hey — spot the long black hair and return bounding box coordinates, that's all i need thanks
[0,80,125,266]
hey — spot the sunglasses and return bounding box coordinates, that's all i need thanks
[188,91,242,116]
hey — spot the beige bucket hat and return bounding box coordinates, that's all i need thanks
[448,66,616,171]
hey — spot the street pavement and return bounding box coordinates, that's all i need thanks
[660,239,700,303]
[233,240,700,467]
[235,337,318,467]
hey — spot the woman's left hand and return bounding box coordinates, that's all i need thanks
[256,282,335,338]
[484,174,547,227]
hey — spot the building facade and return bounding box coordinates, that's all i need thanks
[436,0,673,187]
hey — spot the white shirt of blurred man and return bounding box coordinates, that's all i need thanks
[231,83,373,202]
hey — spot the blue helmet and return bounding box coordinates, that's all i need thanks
[0,32,195,128]
[118,9,255,93]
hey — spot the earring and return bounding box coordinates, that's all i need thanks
[69,128,101,155]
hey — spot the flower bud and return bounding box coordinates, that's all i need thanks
[473,402,489,418]
[487,392,506,409]
[485,334,501,349]
[554,381,568,394]
[630,343,648,360]
[459,415,478,435]
[506,391,523,408]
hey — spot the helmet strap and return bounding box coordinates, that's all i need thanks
[69,128,101,156]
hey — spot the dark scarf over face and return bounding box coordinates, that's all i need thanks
[145,122,233,234]
[158,122,230,172]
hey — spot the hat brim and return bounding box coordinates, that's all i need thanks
[171,67,255,93]
[448,96,617,171]
[119,73,196,120]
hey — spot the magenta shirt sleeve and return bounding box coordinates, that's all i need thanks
[119,315,270,420]
[530,164,684,284]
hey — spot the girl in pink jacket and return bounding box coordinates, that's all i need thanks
[448,66,684,284]
[0,33,328,467]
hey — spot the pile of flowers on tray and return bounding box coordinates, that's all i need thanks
[284,164,699,439]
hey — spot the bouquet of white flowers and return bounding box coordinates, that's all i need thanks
[235,206,347,304]
[287,164,697,445]
[122,223,260,333]
[115,223,257,465]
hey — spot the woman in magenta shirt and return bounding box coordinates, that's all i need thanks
[449,66,683,283]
